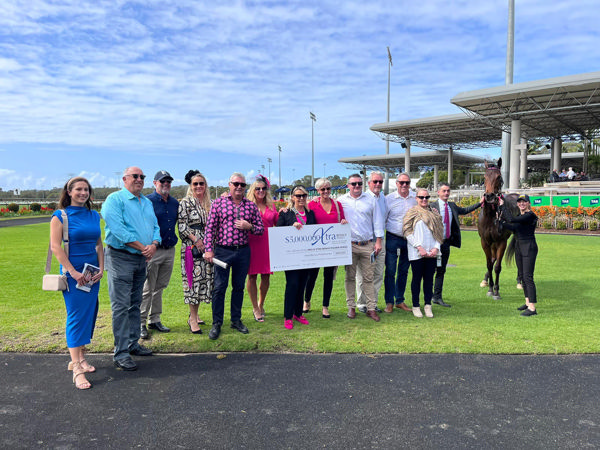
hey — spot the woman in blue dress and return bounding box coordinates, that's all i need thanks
[50,177,104,390]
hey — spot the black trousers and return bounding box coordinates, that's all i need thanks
[304,266,336,307]
[515,239,538,303]
[284,269,310,320]
[433,241,451,299]
[410,258,437,307]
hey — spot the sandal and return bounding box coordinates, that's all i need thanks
[72,362,92,390]
[197,319,206,325]
[253,311,264,322]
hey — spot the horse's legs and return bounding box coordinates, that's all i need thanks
[481,241,495,296]
[492,242,508,300]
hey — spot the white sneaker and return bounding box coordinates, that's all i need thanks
[412,307,423,318]
[424,304,433,318]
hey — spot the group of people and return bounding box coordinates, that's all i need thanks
[550,168,588,182]
[50,167,539,390]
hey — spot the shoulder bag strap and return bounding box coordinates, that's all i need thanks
[45,209,69,274]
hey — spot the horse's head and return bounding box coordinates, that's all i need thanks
[484,158,503,195]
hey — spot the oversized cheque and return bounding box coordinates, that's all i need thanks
[268,223,352,272]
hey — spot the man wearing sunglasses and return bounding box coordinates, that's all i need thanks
[204,172,264,340]
[338,174,384,321]
[429,183,482,307]
[356,171,387,314]
[384,173,417,313]
[140,170,179,339]
[102,167,161,371]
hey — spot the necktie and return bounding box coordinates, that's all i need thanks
[444,202,450,239]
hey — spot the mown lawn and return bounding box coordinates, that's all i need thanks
[1,222,599,354]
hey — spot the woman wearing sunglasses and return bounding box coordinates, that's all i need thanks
[402,189,443,318]
[177,170,214,333]
[246,175,278,322]
[304,177,348,318]
[276,185,316,329]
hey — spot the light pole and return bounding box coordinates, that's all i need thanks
[114,171,121,188]
[384,46,392,194]
[260,164,265,174]
[278,145,282,188]
[267,157,272,179]
[310,111,316,186]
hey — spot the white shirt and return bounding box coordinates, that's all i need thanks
[385,190,417,236]
[437,199,453,239]
[367,189,388,225]
[338,191,384,242]
[406,220,442,261]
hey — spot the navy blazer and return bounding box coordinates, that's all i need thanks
[430,200,481,248]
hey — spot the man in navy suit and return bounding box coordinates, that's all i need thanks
[429,183,482,307]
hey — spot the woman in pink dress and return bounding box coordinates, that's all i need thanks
[304,177,347,318]
[246,176,278,322]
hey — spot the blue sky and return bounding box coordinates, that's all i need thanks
[1,0,599,190]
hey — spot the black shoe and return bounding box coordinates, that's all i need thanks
[140,325,149,340]
[208,324,221,340]
[231,320,249,334]
[374,306,383,313]
[114,357,137,371]
[357,306,367,313]
[517,304,528,311]
[130,345,153,356]
[521,309,537,316]
[432,298,452,308]
[148,322,171,333]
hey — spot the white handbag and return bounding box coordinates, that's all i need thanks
[42,210,69,292]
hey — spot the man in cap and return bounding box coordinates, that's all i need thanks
[140,170,179,339]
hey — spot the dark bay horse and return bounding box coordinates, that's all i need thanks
[478,158,518,299]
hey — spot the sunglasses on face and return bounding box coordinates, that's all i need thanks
[349,182,363,187]
[417,195,430,200]
[231,182,247,188]
[255,187,267,192]
[127,174,146,180]
[320,187,331,192]
[192,181,205,186]
[397,180,410,186]
[294,194,307,199]
[371,180,383,184]
[159,179,172,184]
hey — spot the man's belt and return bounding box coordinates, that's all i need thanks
[351,240,374,246]
[108,245,140,255]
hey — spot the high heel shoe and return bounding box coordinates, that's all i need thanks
[188,318,203,334]
[72,362,92,390]
[68,359,96,373]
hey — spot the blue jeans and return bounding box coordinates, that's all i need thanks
[106,248,147,361]
[384,232,409,305]
[211,246,251,325]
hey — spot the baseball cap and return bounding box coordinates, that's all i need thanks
[517,194,530,202]
[154,170,173,182]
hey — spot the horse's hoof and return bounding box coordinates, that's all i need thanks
[486,291,493,297]
[493,295,502,300]
[516,283,523,290]
[480,281,488,288]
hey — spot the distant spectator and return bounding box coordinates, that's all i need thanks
[567,167,576,180]
[579,171,588,181]
[559,169,567,179]
[550,169,560,183]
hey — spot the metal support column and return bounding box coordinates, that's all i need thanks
[509,119,521,189]
[448,146,454,185]
[552,138,562,173]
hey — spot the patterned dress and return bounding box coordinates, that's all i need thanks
[178,196,214,305]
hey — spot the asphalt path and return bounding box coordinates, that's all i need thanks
[1,353,599,449]
[0,216,51,227]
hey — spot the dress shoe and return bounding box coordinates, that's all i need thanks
[293,315,309,325]
[114,357,137,371]
[397,303,411,312]
[130,345,153,356]
[140,325,149,340]
[347,308,356,319]
[384,304,394,313]
[424,304,434,318]
[366,310,381,322]
[412,307,423,318]
[517,304,528,311]
[187,318,203,334]
[231,320,249,334]
[432,298,451,308]
[148,322,171,333]
[521,309,537,316]
[284,319,294,330]
[374,306,383,313]
[357,305,367,313]
[208,324,222,340]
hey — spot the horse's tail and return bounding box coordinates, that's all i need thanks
[505,235,516,266]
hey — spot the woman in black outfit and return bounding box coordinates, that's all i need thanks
[499,194,538,316]
[276,185,317,329]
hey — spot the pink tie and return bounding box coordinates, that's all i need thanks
[444,202,450,239]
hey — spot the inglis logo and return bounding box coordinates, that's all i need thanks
[283,225,339,246]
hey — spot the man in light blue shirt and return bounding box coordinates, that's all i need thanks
[102,166,161,371]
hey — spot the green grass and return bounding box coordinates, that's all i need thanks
[1,222,599,354]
